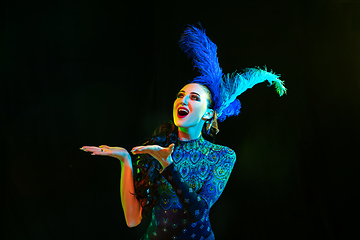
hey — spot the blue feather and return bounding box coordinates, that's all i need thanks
[217,67,287,121]
[179,25,223,107]
[179,25,287,122]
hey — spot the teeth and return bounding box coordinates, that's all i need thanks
[179,108,189,114]
[178,108,189,116]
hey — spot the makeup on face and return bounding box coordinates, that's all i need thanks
[176,91,201,118]
[173,83,210,129]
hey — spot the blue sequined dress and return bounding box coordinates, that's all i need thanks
[141,136,236,240]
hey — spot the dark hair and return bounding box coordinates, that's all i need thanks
[132,120,177,219]
[200,84,219,140]
[133,120,217,219]
[133,84,218,218]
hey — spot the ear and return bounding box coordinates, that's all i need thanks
[202,109,214,120]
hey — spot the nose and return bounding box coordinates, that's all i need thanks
[180,95,189,105]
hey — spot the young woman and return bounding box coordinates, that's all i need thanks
[81,25,286,240]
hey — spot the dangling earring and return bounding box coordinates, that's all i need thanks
[208,111,220,135]
[206,118,214,135]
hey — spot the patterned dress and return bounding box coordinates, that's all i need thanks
[141,136,236,240]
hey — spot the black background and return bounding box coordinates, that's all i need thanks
[3,0,360,239]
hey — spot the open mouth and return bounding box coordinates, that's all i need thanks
[177,107,189,118]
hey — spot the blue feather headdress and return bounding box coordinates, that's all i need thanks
[179,25,287,122]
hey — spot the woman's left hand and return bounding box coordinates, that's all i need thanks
[131,143,175,169]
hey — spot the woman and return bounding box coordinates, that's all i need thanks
[81,25,286,240]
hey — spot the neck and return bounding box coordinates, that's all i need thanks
[177,123,204,141]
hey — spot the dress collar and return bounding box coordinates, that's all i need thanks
[176,135,205,149]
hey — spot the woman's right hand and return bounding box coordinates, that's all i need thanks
[80,145,130,162]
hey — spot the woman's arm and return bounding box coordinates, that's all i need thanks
[163,147,236,221]
[80,146,142,227]
[160,163,207,222]
[132,144,207,221]
[120,154,143,227]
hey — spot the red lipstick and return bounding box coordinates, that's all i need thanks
[177,107,189,118]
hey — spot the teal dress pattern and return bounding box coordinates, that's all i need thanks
[141,136,236,240]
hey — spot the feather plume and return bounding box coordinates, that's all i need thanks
[179,25,287,122]
[179,25,223,106]
[217,66,287,121]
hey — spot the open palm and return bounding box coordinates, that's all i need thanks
[131,143,175,169]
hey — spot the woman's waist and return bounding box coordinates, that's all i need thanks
[146,208,211,240]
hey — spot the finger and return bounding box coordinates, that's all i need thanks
[131,149,145,155]
[92,151,109,156]
[81,146,98,150]
[131,146,141,151]
[132,145,161,154]
[80,146,95,151]
[139,145,162,151]
[91,152,107,156]
[133,150,165,160]
[131,145,148,150]
[131,146,140,154]
[168,143,175,153]
[133,149,155,155]
[99,145,111,149]
[131,146,149,153]
[81,146,99,149]
[80,147,95,152]
[91,148,111,155]
[82,147,101,152]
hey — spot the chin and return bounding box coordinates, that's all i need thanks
[174,117,200,129]
[173,119,186,128]
[173,118,188,128]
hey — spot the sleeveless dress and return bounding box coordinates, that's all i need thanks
[141,136,236,240]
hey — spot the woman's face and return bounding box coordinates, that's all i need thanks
[173,83,213,129]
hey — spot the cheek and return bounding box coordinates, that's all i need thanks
[173,99,179,110]
[186,106,205,121]
[196,102,208,115]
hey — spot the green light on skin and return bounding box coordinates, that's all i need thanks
[178,127,188,134]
